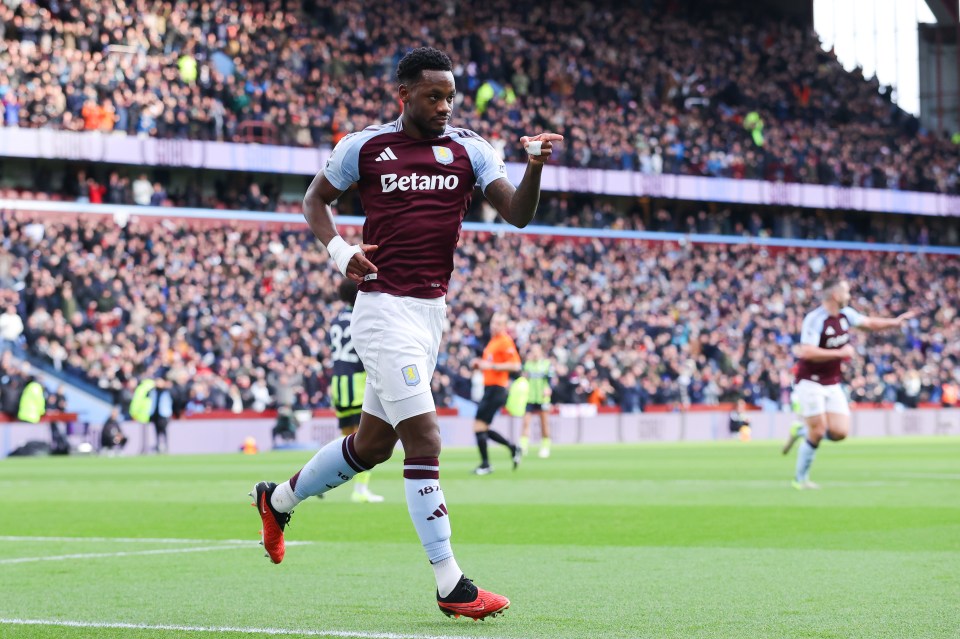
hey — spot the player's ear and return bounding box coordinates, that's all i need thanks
[398,84,410,104]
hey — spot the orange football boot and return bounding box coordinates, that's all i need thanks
[437,576,510,620]
[250,481,292,564]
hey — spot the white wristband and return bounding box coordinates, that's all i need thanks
[326,235,362,276]
[525,140,543,156]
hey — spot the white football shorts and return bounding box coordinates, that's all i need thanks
[350,291,446,426]
[795,379,850,418]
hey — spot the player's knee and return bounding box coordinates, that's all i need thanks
[827,429,848,442]
[365,445,395,466]
[397,429,441,458]
[354,437,394,467]
[806,421,827,442]
[406,432,442,459]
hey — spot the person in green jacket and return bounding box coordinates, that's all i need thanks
[17,374,46,424]
[743,111,764,147]
[519,344,553,458]
[129,379,156,425]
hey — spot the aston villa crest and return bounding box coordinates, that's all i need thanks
[432,146,454,165]
[401,364,421,386]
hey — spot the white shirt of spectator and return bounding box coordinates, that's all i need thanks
[133,177,153,206]
[0,310,24,341]
[23,222,44,244]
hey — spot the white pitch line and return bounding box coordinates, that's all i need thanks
[628,479,912,488]
[0,618,492,639]
[0,544,255,565]
[0,536,314,545]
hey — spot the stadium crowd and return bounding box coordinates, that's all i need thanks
[1,0,958,193]
[1,215,957,415]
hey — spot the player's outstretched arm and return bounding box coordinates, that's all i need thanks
[303,172,378,283]
[484,133,564,228]
[857,311,916,331]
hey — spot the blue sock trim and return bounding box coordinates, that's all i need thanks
[805,438,819,449]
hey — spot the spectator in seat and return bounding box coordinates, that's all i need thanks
[132,174,153,206]
[0,305,23,353]
[728,398,751,435]
[100,406,128,454]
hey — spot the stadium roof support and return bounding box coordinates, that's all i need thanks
[924,0,958,25]
[918,7,960,134]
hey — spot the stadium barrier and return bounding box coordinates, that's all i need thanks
[0,413,79,424]
[3,128,960,217]
[0,409,457,457]
[2,408,956,457]
[0,413,78,457]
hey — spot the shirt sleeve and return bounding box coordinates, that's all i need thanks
[460,135,508,192]
[323,133,364,191]
[800,311,822,346]
[841,307,866,328]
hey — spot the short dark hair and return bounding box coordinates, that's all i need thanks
[396,47,452,85]
[820,278,845,298]
[339,279,358,305]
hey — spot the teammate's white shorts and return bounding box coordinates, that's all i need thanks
[351,291,446,426]
[795,379,850,418]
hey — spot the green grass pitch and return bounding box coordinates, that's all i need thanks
[1,437,958,639]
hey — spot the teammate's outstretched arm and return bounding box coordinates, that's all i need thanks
[303,172,378,283]
[855,310,916,331]
[793,344,855,362]
[484,133,564,228]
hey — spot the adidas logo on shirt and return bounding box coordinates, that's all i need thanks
[375,147,398,162]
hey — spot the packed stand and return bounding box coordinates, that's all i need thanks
[1,171,306,213]
[5,177,960,247]
[531,196,960,247]
[1,0,958,193]
[1,214,957,415]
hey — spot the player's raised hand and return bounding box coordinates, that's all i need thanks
[521,133,564,165]
[345,244,378,283]
[896,310,917,324]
